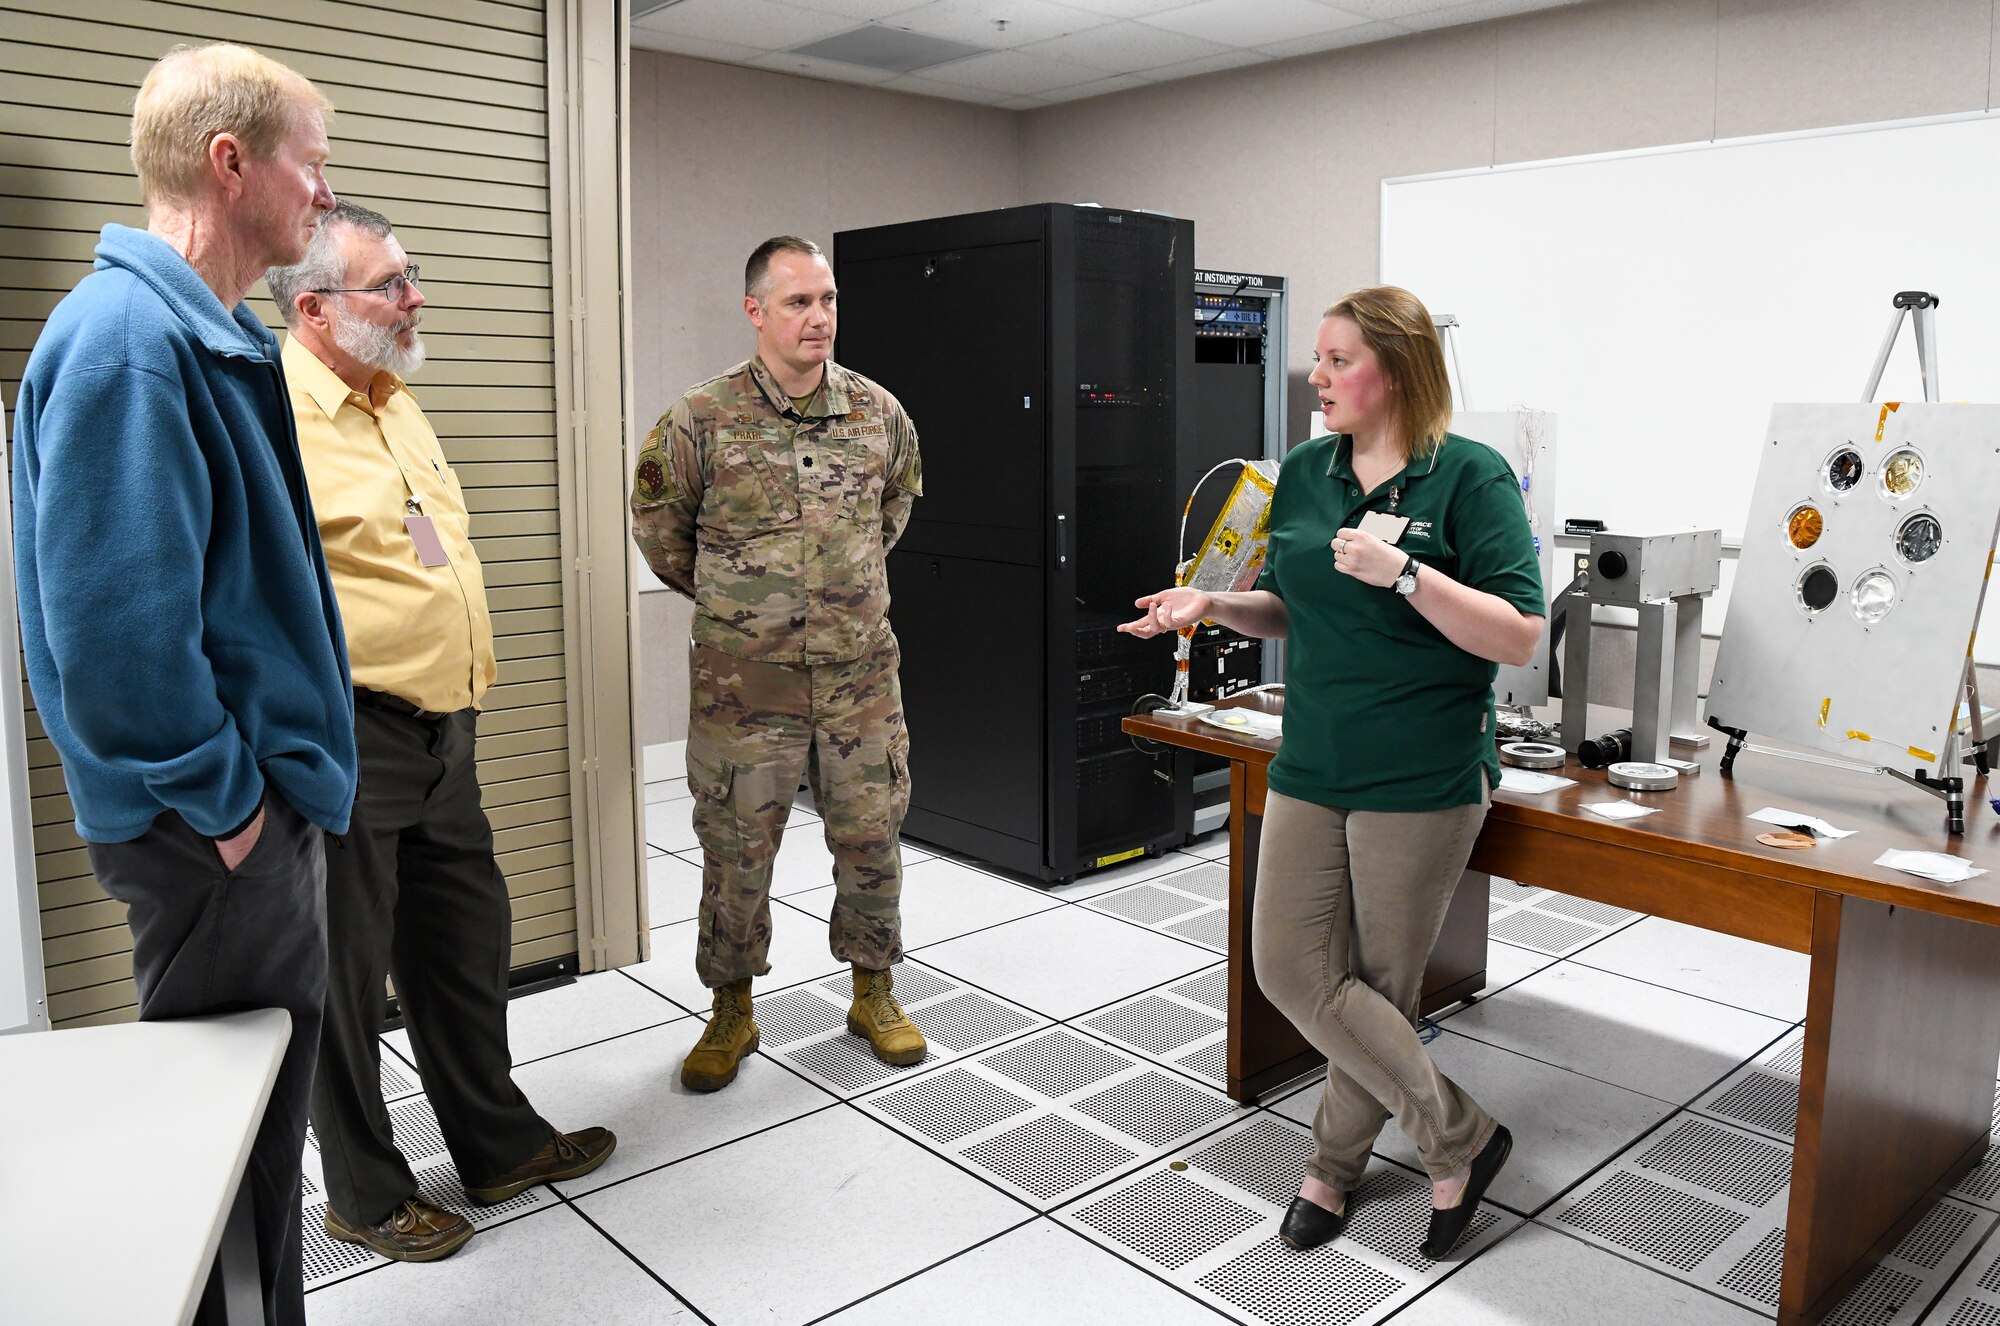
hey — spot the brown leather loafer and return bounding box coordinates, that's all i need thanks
[325,1197,474,1262]
[464,1126,617,1204]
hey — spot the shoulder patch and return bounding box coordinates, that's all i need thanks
[633,423,677,503]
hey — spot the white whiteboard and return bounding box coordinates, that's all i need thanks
[1381,110,2000,655]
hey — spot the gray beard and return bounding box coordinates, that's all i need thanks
[333,313,425,378]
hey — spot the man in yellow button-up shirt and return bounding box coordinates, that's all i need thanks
[268,200,612,1264]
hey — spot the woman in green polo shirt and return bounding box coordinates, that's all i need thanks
[1120,286,1544,1260]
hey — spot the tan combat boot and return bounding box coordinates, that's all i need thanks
[848,965,927,1066]
[681,978,758,1092]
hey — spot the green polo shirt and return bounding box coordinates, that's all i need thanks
[1258,432,1544,812]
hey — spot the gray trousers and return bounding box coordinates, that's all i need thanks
[1250,787,1498,1190]
[310,705,550,1223]
[88,793,326,1326]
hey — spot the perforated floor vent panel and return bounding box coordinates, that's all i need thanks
[1071,1168,1262,1268]
[1485,910,1599,955]
[1484,886,1637,956]
[1934,1223,2000,1326]
[1170,964,1229,1014]
[299,1091,554,1291]
[1057,1112,1516,1326]
[1082,994,1223,1056]
[1093,883,1205,926]
[379,1055,417,1100]
[1074,970,1231,1082]
[757,959,1045,1097]
[1556,1086,1993,1322]
[1085,868,1229,954]
[855,1024,1245,1209]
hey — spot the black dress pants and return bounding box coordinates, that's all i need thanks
[309,704,549,1223]
[88,791,326,1326]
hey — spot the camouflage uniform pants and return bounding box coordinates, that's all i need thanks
[685,630,910,987]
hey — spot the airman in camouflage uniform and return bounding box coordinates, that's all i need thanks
[632,235,926,1091]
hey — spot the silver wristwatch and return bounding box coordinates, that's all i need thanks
[1393,555,1419,596]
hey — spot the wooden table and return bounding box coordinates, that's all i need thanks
[1126,693,2000,1326]
[0,1008,292,1326]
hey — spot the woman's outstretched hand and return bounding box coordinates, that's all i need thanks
[1118,586,1212,638]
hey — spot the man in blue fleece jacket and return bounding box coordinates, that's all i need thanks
[11,44,355,1326]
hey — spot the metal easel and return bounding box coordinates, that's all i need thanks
[1708,291,1990,833]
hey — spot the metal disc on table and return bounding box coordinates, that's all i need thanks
[1757,830,1816,850]
[1606,761,1679,791]
[1500,741,1566,769]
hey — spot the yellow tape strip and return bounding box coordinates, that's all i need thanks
[1817,697,1830,728]
[1874,400,1901,442]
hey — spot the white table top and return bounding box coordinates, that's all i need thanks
[0,1008,290,1326]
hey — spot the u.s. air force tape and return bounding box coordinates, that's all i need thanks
[1499,741,1565,769]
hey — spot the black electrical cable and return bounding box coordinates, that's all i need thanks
[1195,277,1252,326]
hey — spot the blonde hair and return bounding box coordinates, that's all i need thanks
[131,44,332,205]
[1322,286,1453,460]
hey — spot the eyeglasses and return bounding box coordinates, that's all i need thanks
[315,264,421,301]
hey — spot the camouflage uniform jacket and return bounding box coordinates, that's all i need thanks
[631,355,923,664]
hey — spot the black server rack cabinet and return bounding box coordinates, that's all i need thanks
[834,204,1193,883]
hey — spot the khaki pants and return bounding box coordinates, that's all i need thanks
[685,632,910,987]
[1250,787,1498,1190]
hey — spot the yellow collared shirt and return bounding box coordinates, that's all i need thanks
[283,335,496,713]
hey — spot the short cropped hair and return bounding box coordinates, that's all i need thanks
[266,199,393,326]
[1322,286,1454,461]
[131,43,333,206]
[745,235,824,300]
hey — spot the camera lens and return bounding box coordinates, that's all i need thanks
[1578,728,1632,769]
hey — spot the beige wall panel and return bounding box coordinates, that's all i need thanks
[1715,0,1993,138]
[30,1,544,85]
[629,52,1022,429]
[629,51,1020,745]
[1492,0,1720,162]
[4,1,579,1023]
[3,12,545,113]
[4,71,548,162]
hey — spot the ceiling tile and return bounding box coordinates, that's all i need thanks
[878,72,1016,103]
[744,50,904,83]
[1060,0,1204,15]
[632,0,855,49]
[1133,47,1269,80]
[1037,72,1155,101]
[886,0,1118,48]
[628,31,770,62]
[1140,0,1372,47]
[903,45,1110,92]
[1257,17,1409,57]
[769,0,933,18]
[1395,0,1582,32]
[1016,19,1230,72]
[1320,0,1464,18]
[997,93,1053,108]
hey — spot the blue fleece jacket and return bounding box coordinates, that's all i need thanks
[12,225,357,842]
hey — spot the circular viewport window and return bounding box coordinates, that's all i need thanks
[1797,563,1839,614]
[1824,448,1863,492]
[1851,568,1897,626]
[1881,448,1924,500]
[1786,504,1824,550]
[1896,512,1943,565]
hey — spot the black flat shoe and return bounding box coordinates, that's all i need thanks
[1420,1124,1512,1260]
[1279,1193,1348,1250]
